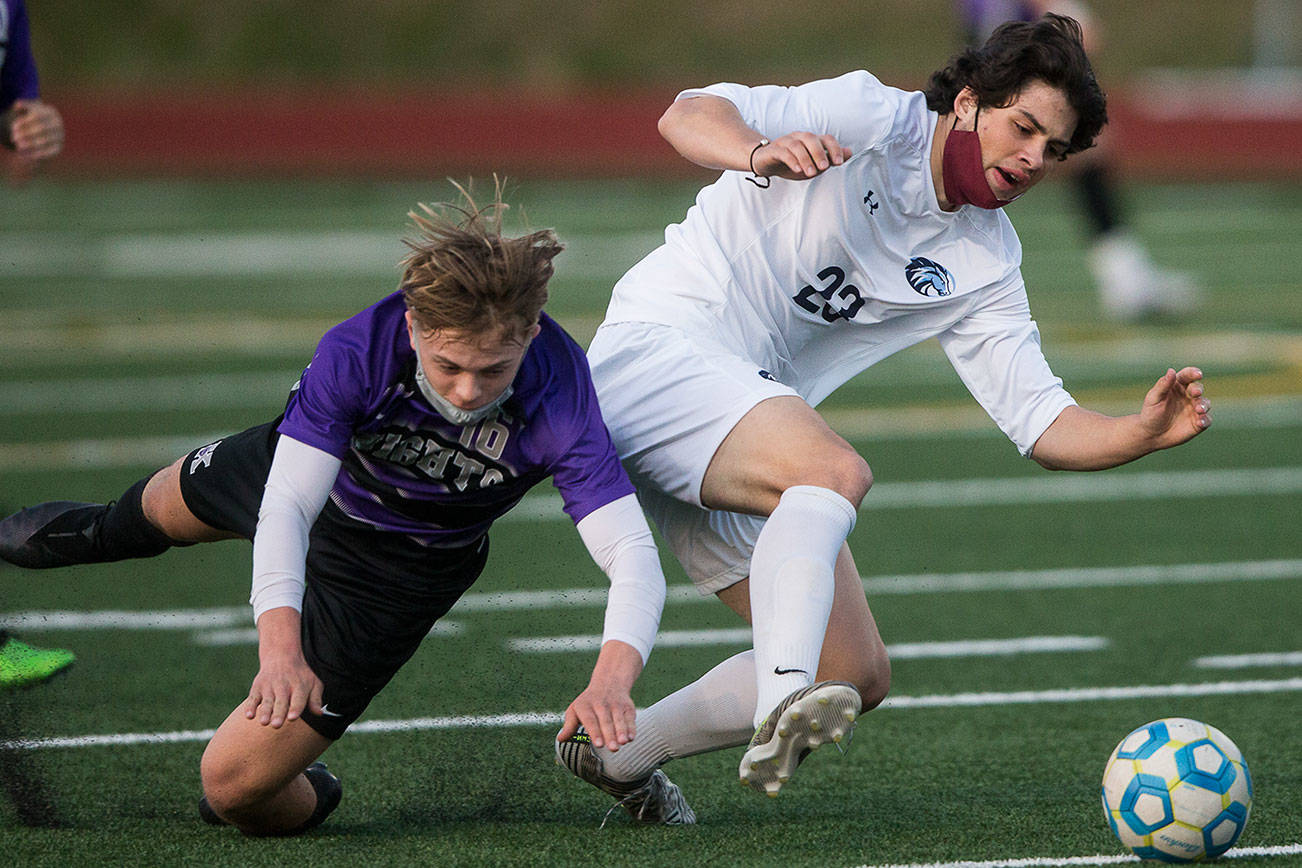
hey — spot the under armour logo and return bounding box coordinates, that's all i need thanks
[189,441,222,474]
[863,191,879,214]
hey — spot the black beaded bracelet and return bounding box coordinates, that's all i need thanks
[746,138,771,188]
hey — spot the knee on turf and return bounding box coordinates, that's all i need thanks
[826,640,891,712]
[855,646,891,712]
[199,750,296,821]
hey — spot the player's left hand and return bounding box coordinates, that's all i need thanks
[753,132,852,181]
[3,99,64,161]
[559,680,637,752]
[1138,366,1211,448]
[557,639,642,751]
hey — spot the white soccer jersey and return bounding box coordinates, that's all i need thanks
[603,71,1075,456]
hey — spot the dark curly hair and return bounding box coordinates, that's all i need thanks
[924,13,1107,158]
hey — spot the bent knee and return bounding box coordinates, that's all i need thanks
[801,451,873,508]
[200,750,282,817]
[143,458,232,543]
[820,637,891,710]
[854,651,891,712]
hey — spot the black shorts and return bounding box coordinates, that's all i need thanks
[179,421,489,740]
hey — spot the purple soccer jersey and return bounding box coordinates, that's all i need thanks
[1,0,40,110]
[278,293,635,546]
[956,0,1037,40]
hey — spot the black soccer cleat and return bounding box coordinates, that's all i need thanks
[197,795,228,826]
[287,762,342,835]
[0,501,108,569]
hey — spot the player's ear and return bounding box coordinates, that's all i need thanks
[953,87,979,128]
[404,310,421,351]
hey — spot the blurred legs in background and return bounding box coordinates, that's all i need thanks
[960,0,1201,322]
[1073,148,1199,322]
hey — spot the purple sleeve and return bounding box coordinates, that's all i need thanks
[547,339,637,525]
[277,324,370,459]
[2,0,41,109]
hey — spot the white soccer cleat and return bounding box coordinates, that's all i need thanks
[1090,232,1200,323]
[556,727,696,826]
[739,680,861,797]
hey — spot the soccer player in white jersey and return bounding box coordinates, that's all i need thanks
[556,14,1211,815]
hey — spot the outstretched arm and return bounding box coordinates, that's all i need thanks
[244,436,340,728]
[1031,367,1211,470]
[658,94,851,181]
[559,494,667,750]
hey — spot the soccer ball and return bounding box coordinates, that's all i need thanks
[1102,718,1252,862]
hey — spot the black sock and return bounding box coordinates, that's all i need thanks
[93,476,182,561]
[1074,163,1123,239]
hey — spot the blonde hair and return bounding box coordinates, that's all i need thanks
[401,180,563,341]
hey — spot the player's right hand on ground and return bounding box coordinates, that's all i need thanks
[753,132,852,181]
[242,652,325,729]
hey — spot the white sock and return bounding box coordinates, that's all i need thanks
[597,651,757,782]
[749,485,857,727]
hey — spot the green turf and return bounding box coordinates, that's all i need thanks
[1,178,1300,866]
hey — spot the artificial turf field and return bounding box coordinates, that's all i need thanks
[0,176,1299,866]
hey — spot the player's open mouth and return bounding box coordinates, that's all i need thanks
[993,167,1021,195]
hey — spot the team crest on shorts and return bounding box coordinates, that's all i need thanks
[905,256,954,297]
[189,441,222,474]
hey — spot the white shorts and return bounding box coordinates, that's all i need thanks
[587,321,800,594]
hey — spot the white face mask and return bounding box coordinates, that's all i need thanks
[413,357,514,426]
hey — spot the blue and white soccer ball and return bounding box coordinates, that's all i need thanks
[1102,718,1252,862]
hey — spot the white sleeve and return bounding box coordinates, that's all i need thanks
[937,278,1077,457]
[676,70,901,152]
[249,436,341,622]
[574,493,667,665]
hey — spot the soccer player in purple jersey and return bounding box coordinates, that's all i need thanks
[0,187,688,834]
[0,0,73,692]
[1,0,64,176]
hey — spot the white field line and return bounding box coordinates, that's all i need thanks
[8,454,1297,511]
[0,371,301,413]
[191,620,464,647]
[0,230,661,281]
[4,559,1299,631]
[1,377,1299,426]
[0,432,230,471]
[1194,651,1302,669]
[500,466,1302,520]
[4,677,1301,752]
[510,633,1109,656]
[849,842,1302,868]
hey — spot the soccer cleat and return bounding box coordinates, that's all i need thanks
[285,762,342,835]
[0,501,108,569]
[1090,232,1200,323]
[739,680,861,797]
[197,795,228,826]
[556,728,696,826]
[0,635,76,691]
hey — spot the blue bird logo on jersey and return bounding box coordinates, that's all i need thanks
[905,257,954,297]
